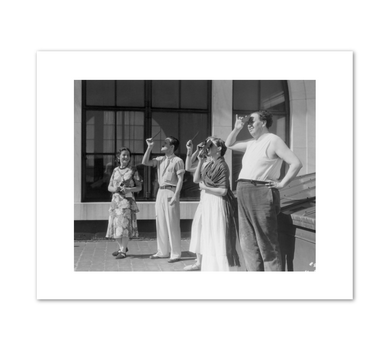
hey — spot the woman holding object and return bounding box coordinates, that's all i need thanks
[106,147,142,259]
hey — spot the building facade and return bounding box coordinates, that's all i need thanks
[74,80,315,223]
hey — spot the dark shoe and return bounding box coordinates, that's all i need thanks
[168,258,181,263]
[112,247,128,256]
[116,252,126,259]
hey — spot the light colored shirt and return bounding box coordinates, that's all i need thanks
[152,154,185,187]
[238,133,283,181]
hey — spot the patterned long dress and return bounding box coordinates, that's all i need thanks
[106,166,141,239]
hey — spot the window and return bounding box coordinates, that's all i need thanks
[82,80,211,202]
[232,80,290,190]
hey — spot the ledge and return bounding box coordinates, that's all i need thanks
[74,201,200,220]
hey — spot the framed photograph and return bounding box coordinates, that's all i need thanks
[30,44,361,308]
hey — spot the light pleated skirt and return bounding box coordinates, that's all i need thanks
[200,192,231,271]
[189,190,204,254]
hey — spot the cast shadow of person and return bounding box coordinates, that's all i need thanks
[277,212,296,271]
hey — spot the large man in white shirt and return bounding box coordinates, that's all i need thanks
[226,111,302,271]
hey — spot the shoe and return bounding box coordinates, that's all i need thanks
[112,248,128,256]
[184,264,201,271]
[168,258,181,263]
[150,254,169,259]
[115,252,126,259]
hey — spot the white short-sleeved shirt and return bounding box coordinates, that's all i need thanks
[152,154,185,187]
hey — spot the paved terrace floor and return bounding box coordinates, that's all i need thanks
[74,238,197,272]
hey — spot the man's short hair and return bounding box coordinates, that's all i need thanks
[167,136,180,153]
[254,110,273,128]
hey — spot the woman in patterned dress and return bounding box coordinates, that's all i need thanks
[106,147,142,259]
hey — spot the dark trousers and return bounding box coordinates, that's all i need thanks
[237,182,282,271]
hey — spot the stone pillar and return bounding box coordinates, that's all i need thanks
[211,80,233,187]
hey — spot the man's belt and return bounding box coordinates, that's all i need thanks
[237,179,270,185]
[159,185,176,190]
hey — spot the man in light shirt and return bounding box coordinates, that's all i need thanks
[142,136,185,263]
[226,110,302,271]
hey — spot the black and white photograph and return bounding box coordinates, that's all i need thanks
[74,80,316,273]
[37,51,352,300]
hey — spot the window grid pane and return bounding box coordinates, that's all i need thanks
[151,112,179,151]
[86,80,115,106]
[86,110,115,153]
[84,154,116,202]
[233,80,259,110]
[83,80,210,202]
[260,80,285,110]
[179,113,208,154]
[181,80,208,109]
[116,111,144,154]
[152,80,180,108]
[116,80,145,107]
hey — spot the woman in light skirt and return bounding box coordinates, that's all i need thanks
[183,140,210,271]
[193,137,241,271]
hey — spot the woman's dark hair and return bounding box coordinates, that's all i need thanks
[116,147,132,166]
[208,136,227,157]
[254,110,273,128]
[167,136,180,153]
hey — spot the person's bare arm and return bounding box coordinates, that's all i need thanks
[269,138,302,189]
[193,155,206,184]
[199,181,227,197]
[186,140,203,172]
[225,115,250,153]
[142,138,155,167]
